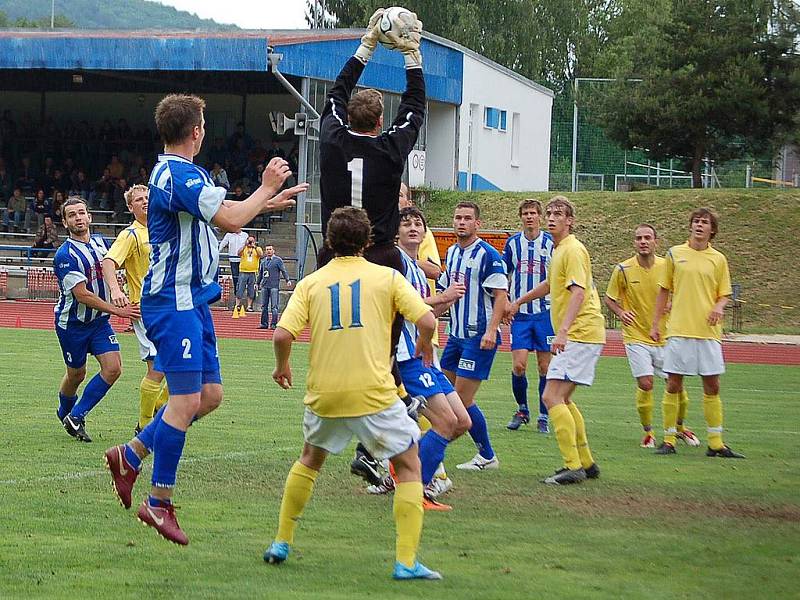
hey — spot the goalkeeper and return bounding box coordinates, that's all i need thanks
[315,7,427,486]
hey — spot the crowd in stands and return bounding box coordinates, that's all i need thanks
[0,109,299,238]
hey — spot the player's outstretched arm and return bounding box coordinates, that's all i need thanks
[72,281,140,320]
[101,257,130,308]
[508,280,550,319]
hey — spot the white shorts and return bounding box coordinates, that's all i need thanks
[132,318,157,361]
[625,343,664,379]
[303,400,420,461]
[546,341,604,386]
[663,337,725,376]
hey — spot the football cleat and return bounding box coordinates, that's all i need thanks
[584,463,600,479]
[654,442,676,455]
[506,410,530,430]
[350,448,383,486]
[641,433,657,448]
[425,476,453,498]
[62,414,92,443]
[706,446,746,459]
[136,499,189,545]
[367,474,396,495]
[392,561,443,581]
[104,445,139,509]
[422,495,453,511]
[456,453,499,471]
[542,467,586,485]
[537,417,550,434]
[264,541,290,564]
[677,429,701,447]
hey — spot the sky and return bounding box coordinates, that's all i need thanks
[152,0,309,29]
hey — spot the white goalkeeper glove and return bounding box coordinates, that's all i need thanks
[354,8,385,64]
[381,12,423,68]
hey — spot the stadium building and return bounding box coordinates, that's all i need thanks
[0,29,553,281]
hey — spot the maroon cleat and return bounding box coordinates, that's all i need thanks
[104,445,139,509]
[136,499,189,545]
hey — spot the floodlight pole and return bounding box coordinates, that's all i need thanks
[51,0,55,28]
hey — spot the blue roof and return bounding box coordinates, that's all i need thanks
[0,30,462,104]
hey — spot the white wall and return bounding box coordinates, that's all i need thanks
[458,55,553,191]
[424,101,457,189]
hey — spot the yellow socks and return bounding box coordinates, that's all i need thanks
[276,461,319,545]
[418,415,432,434]
[139,376,162,428]
[397,383,408,398]
[154,382,169,412]
[662,391,680,446]
[635,388,654,431]
[677,390,690,432]
[703,394,725,450]
[549,403,580,470]
[393,481,424,567]
[567,402,594,469]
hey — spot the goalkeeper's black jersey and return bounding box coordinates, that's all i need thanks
[319,56,426,246]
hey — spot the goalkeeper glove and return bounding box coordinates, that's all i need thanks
[381,12,423,68]
[354,8,385,64]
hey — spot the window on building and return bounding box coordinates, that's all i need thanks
[511,112,521,167]
[499,110,507,131]
[484,106,507,132]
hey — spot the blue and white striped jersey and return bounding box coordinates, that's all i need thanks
[53,235,111,330]
[438,238,508,339]
[396,247,430,361]
[502,231,553,314]
[142,154,226,311]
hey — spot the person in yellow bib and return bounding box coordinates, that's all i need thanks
[233,235,262,316]
[264,206,442,581]
[102,184,168,433]
[605,224,700,449]
[650,208,744,458]
[507,196,603,485]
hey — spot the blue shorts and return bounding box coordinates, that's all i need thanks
[56,318,120,369]
[142,303,221,394]
[398,358,455,399]
[439,333,500,381]
[510,312,555,352]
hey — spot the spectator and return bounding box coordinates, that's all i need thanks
[50,168,68,198]
[230,185,247,202]
[234,235,262,316]
[0,159,13,204]
[207,136,228,168]
[32,188,50,230]
[133,166,149,186]
[227,121,252,152]
[4,187,27,232]
[52,190,66,223]
[94,168,114,209]
[16,156,39,196]
[218,228,249,304]
[108,154,125,179]
[266,140,286,162]
[210,162,230,190]
[32,214,59,257]
[71,170,91,200]
[112,177,128,222]
[257,244,292,329]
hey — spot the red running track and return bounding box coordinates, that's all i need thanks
[2,300,798,366]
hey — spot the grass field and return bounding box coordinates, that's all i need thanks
[1,328,799,599]
[423,188,800,333]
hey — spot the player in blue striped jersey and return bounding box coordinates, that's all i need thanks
[438,202,508,471]
[104,94,306,545]
[502,199,555,433]
[54,197,140,442]
[374,207,467,507]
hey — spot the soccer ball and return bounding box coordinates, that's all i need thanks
[378,6,417,49]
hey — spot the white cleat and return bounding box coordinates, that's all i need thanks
[426,477,453,498]
[456,453,499,471]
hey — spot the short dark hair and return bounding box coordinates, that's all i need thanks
[61,196,88,218]
[154,94,206,146]
[347,89,383,132]
[518,198,542,216]
[689,207,719,239]
[325,206,372,256]
[635,223,657,238]
[455,201,480,219]
[399,206,427,231]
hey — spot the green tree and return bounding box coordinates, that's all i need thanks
[591,0,800,187]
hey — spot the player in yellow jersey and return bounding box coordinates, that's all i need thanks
[264,206,442,580]
[650,208,744,458]
[605,224,700,449]
[102,184,168,433]
[507,196,603,485]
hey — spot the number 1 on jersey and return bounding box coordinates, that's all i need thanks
[328,280,363,330]
[347,158,364,208]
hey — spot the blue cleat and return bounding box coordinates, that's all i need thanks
[392,561,443,581]
[264,541,290,564]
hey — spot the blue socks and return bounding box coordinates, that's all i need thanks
[466,404,495,460]
[538,375,548,418]
[151,421,186,489]
[137,404,166,452]
[418,430,449,485]
[124,444,143,472]
[57,392,78,421]
[148,495,171,508]
[69,374,112,420]
[511,373,528,413]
